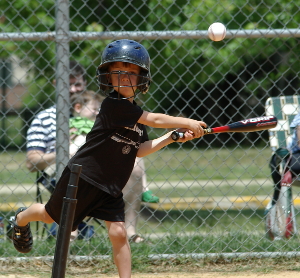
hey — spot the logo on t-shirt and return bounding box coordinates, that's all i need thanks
[111,134,140,149]
[122,145,131,154]
[125,124,143,136]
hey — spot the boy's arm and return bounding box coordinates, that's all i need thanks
[138,111,206,138]
[137,129,195,157]
[26,150,56,172]
[26,113,56,172]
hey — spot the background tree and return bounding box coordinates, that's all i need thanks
[1,0,300,147]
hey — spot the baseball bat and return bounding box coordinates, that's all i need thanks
[174,115,277,138]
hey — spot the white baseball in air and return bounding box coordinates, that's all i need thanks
[208,22,226,41]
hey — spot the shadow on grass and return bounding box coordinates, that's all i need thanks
[141,205,266,228]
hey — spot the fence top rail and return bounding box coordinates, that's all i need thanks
[1,28,300,41]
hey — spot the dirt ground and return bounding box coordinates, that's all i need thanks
[1,272,300,278]
[1,258,300,278]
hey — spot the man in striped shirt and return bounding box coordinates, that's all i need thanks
[26,61,87,191]
[25,61,87,239]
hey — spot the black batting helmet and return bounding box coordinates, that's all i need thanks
[97,39,151,97]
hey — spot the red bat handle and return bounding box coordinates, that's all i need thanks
[204,126,229,134]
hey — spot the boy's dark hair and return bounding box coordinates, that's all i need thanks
[70,60,86,81]
[70,90,104,113]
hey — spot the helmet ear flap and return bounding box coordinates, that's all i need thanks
[97,66,111,91]
[137,71,151,94]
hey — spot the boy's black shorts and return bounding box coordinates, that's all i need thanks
[45,167,125,231]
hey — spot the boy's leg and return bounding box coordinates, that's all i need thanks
[12,204,54,253]
[16,203,54,226]
[105,221,131,278]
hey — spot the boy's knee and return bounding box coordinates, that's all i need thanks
[108,223,127,240]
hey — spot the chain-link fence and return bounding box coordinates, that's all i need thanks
[1,0,300,265]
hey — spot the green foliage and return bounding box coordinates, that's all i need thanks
[2,0,300,143]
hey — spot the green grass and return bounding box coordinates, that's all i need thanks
[0,147,273,184]
[1,208,300,259]
[2,147,299,260]
[1,115,25,148]
[1,146,283,203]
[0,151,36,184]
[144,146,273,181]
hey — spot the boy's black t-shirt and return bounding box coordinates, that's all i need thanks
[68,93,148,197]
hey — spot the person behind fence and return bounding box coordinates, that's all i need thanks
[288,111,300,175]
[68,90,104,240]
[270,110,300,199]
[68,91,104,158]
[26,60,87,189]
[25,60,87,239]
[11,39,207,277]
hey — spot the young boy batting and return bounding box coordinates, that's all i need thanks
[12,39,207,278]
